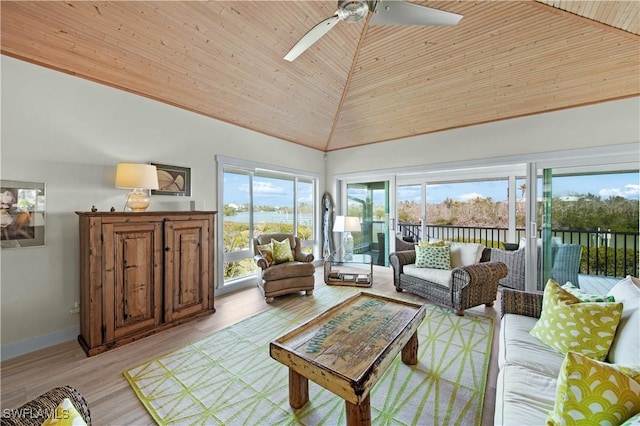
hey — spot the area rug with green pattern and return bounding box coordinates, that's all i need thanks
[124,285,494,425]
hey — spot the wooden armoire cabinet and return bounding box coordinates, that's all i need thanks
[76,211,216,356]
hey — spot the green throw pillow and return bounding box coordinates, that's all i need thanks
[418,240,446,247]
[530,280,623,361]
[547,351,640,426]
[415,245,451,270]
[561,282,615,302]
[271,238,294,264]
[42,398,87,426]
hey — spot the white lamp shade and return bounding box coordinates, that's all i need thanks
[115,163,159,190]
[344,216,361,232]
[333,216,361,233]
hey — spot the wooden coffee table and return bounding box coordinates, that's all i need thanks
[270,292,426,425]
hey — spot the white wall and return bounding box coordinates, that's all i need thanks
[0,56,325,359]
[2,54,638,360]
[326,97,640,177]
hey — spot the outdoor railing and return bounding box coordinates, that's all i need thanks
[398,222,639,278]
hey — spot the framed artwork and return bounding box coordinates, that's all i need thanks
[1,180,46,248]
[151,163,191,196]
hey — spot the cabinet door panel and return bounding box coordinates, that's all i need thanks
[103,222,163,341]
[165,219,210,321]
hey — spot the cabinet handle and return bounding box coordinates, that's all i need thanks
[165,247,171,252]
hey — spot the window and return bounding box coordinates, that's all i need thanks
[252,171,294,234]
[396,184,422,242]
[218,157,318,291]
[424,179,509,247]
[296,177,315,253]
[536,169,639,285]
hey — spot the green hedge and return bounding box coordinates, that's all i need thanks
[581,246,638,278]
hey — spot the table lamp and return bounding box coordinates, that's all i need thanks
[333,215,361,260]
[115,163,159,212]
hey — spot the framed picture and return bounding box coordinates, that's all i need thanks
[1,180,46,248]
[151,163,191,196]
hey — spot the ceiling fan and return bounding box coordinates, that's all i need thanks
[284,0,463,61]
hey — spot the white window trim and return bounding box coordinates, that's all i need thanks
[216,155,321,295]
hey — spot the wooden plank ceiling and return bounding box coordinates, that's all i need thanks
[2,1,639,152]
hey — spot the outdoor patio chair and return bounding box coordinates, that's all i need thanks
[490,243,583,291]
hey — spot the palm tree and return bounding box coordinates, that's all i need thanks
[519,183,526,199]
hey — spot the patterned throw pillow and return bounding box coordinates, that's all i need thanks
[42,398,87,426]
[561,282,615,302]
[529,279,623,361]
[547,351,640,426]
[415,245,451,270]
[257,243,273,265]
[271,238,294,264]
[418,240,446,247]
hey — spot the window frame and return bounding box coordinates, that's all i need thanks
[216,156,320,295]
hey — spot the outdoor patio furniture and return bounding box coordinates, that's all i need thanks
[394,236,416,252]
[490,243,583,291]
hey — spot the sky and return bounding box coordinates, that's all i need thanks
[224,173,312,207]
[398,172,640,204]
[224,171,639,207]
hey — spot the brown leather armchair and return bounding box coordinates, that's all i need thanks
[253,233,315,303]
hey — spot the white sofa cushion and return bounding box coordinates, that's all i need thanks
[403,264,451,287]
[606,275,640,365]
[498,313,566,377]
[494,364,557,426]
[449,242,484,268]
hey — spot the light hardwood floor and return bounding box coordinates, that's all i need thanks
[1,265,500,425]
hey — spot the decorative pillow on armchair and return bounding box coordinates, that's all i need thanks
[257,243,274,265]
[417,240,446,247]
[271,238,294,264]
[415,245,451,270]
[449,242,484,268]
[530,279,622,361]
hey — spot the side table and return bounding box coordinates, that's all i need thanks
[324,253,372,287]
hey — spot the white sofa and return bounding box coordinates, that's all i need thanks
[495,276,640,425]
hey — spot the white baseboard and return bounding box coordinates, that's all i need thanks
[1,325,79,361]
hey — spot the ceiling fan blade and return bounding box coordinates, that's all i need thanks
[284,15,341,61]
[369,0,462,26]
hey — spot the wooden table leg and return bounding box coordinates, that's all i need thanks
[345,394,371,426]
[289,369,309,409]
[401,331,419,365]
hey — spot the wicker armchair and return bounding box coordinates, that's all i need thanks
[490,244,582,291]
[1,386,91,426]
[389,247,507,316]
[490,248,526,290]
[500,287,544,319]
[394,236,416,252]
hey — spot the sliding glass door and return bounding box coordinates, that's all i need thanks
[536,166,639,291]
[396,183,424,244]
[342,179,394,266]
